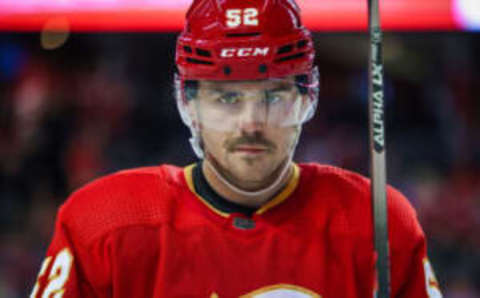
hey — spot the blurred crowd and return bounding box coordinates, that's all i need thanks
[0,32,479,297]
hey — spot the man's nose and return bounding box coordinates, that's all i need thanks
[237,100,266,133]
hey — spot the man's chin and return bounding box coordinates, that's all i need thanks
[227,152,270,167]
[229,157,273,175]
[207,153,287,190]
[225,165,277,190]
[228,176,273,192]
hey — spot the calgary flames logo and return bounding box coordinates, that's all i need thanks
[211,284,321,298]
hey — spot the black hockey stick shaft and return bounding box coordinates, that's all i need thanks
[368,0,390,297]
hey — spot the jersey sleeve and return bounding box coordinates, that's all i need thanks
[388,186,443,298]
[30,203,111,297]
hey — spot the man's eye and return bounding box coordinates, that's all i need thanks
[265,92,282,104]
[218,93,240,104]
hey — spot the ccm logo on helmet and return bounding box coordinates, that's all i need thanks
[220,47,269,58]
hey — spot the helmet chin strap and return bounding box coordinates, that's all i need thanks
[204,154,293,198]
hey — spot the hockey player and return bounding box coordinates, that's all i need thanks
[30,0,442,297]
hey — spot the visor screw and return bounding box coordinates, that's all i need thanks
[223,66,231,75]
[259,64,267,73]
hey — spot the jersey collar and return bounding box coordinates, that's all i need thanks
[184,162,300,218]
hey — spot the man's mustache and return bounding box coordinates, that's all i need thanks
[224,134,277,152]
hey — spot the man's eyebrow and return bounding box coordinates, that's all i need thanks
[211,88,240,94]
[267,84,294,92]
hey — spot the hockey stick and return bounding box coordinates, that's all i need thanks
[367,0,390,297]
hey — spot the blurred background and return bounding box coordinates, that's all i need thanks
[0,0,479,297]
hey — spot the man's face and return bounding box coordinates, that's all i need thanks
[191,77,304,190]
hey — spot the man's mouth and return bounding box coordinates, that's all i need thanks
[234,145,269,154]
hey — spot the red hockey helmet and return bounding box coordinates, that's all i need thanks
[176,0,315,81]
[175,0,318,162]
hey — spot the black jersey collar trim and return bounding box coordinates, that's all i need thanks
[183,162,300,218]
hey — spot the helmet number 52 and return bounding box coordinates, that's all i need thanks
[226,8,258,27]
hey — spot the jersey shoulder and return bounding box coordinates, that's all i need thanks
[298,163,424,243]
[297,162,372,205]
[57,164,187,246]
[298,163,369,193]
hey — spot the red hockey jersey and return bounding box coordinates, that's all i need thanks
[30,163,442,297]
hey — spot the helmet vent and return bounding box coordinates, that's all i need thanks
[196,48,212,57]
[225,32,261,37]
[277,44,293,54]
[183,46,193,53]
[274,52,305,63]
[186,57,214,65]
[297,39,308,49]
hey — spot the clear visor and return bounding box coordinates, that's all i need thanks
[176,67,319,132]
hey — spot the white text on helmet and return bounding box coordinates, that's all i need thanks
[226,8,259,27]
[220,47,269,58]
